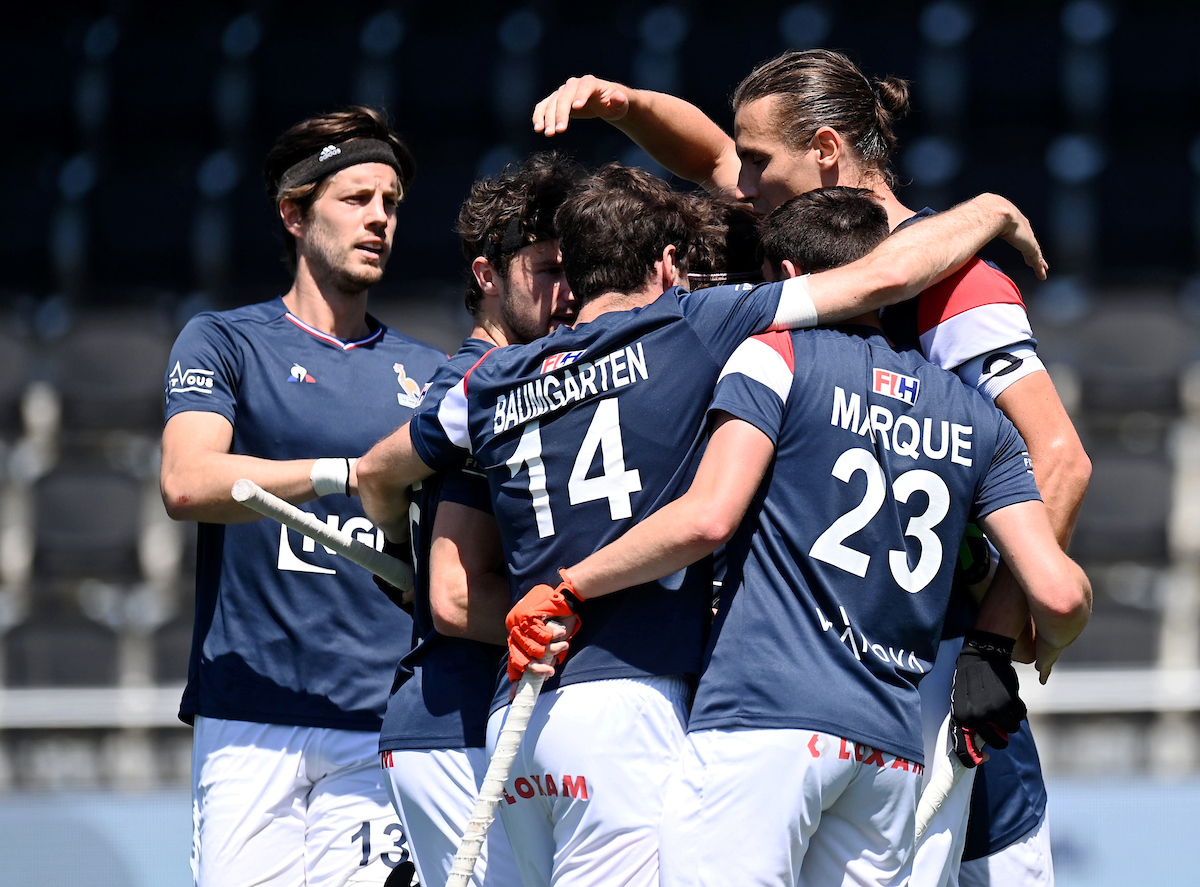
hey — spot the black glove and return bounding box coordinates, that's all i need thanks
[950,629,1027,766]
[374,536,415,615]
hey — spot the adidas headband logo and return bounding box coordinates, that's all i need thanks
[318,145,342,162]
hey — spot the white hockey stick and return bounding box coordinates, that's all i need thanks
[447,664,548,887]
[231,478,413,591]
[914,737,969,844]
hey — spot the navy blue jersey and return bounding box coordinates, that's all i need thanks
[409,283,791,705]
[689,326,1041,763]
[164,296,446,731]
[380,338,507,751]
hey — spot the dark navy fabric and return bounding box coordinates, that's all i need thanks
[408,283,786,709]
[164,296,446,730]
[690,326,1041,763]
[379,338,507,751]
[888,208,1051,852]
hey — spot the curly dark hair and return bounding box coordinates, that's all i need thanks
[455,152,584,318]
[556,163,705,304]
[263,106,416,274]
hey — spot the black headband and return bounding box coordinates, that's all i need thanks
[688,270,764,286]
[278,138,402,193]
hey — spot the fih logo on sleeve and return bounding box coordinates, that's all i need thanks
[872,369,920,406]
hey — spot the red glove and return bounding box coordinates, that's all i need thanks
[506,571,583,682]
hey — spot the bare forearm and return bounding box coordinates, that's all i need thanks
[358,423,433,540]
[808,194,1042,323]
[569,499,726,600]
[612,88,739,194]
[162,452,321,523]
[432,570,511,646]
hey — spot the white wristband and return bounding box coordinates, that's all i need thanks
[770,274,819,330]
[311,457,351,497]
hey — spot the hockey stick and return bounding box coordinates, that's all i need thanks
[234,477,544,884]
[914,717,971,844]
[231,478,413,591]
[447,664,548,887]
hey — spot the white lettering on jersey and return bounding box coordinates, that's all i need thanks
[817,602,927,674]
[830,387,973,466]
[276,514,384,575]
[493,342,649,435]
[167,361,216,397]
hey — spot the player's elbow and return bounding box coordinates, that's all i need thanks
[160,469,201,521]
[690,508,741,552]
[430,587,469,638]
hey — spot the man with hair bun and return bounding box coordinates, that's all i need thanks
[161,106,445,887]
[535,49,1091,887]
[377,151,583,887]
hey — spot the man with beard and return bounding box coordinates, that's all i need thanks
[161,107,445,887]
[378,153,583,887]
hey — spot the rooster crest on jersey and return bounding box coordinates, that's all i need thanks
[394,363,428,408]
[872,369,920,406]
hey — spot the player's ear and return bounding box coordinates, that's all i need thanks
[812,126,843,172]
[472,257,503,298]
[658,244,684,289]
[280,198,306,238]
[780,258,803,279]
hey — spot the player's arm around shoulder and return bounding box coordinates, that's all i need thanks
[805,194,1048,325]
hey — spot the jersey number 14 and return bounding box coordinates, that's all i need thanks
[506,398,642,538]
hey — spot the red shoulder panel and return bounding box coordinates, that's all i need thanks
[751,330,795,372]
[916,259,1025,337]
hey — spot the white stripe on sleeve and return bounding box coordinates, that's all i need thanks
[717,338,794,403]
[436,378,473,453]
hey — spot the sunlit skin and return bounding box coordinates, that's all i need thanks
[733,95,827,215]
[281,162,401,337]
[501,239,576,342]
[474,238,576,347]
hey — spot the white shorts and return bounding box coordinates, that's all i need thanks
[485,675,689,887]
[659,727,923,887]
[959,809,1053,887]
[382,746,522,887]
[192,716,411,887]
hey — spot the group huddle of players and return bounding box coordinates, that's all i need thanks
[162,48,1091,887]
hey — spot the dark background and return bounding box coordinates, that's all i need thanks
[4,2,1199,320]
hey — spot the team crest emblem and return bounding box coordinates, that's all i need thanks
[288,363,316,383]
[872,369,919,406]
[394,363,427,408]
